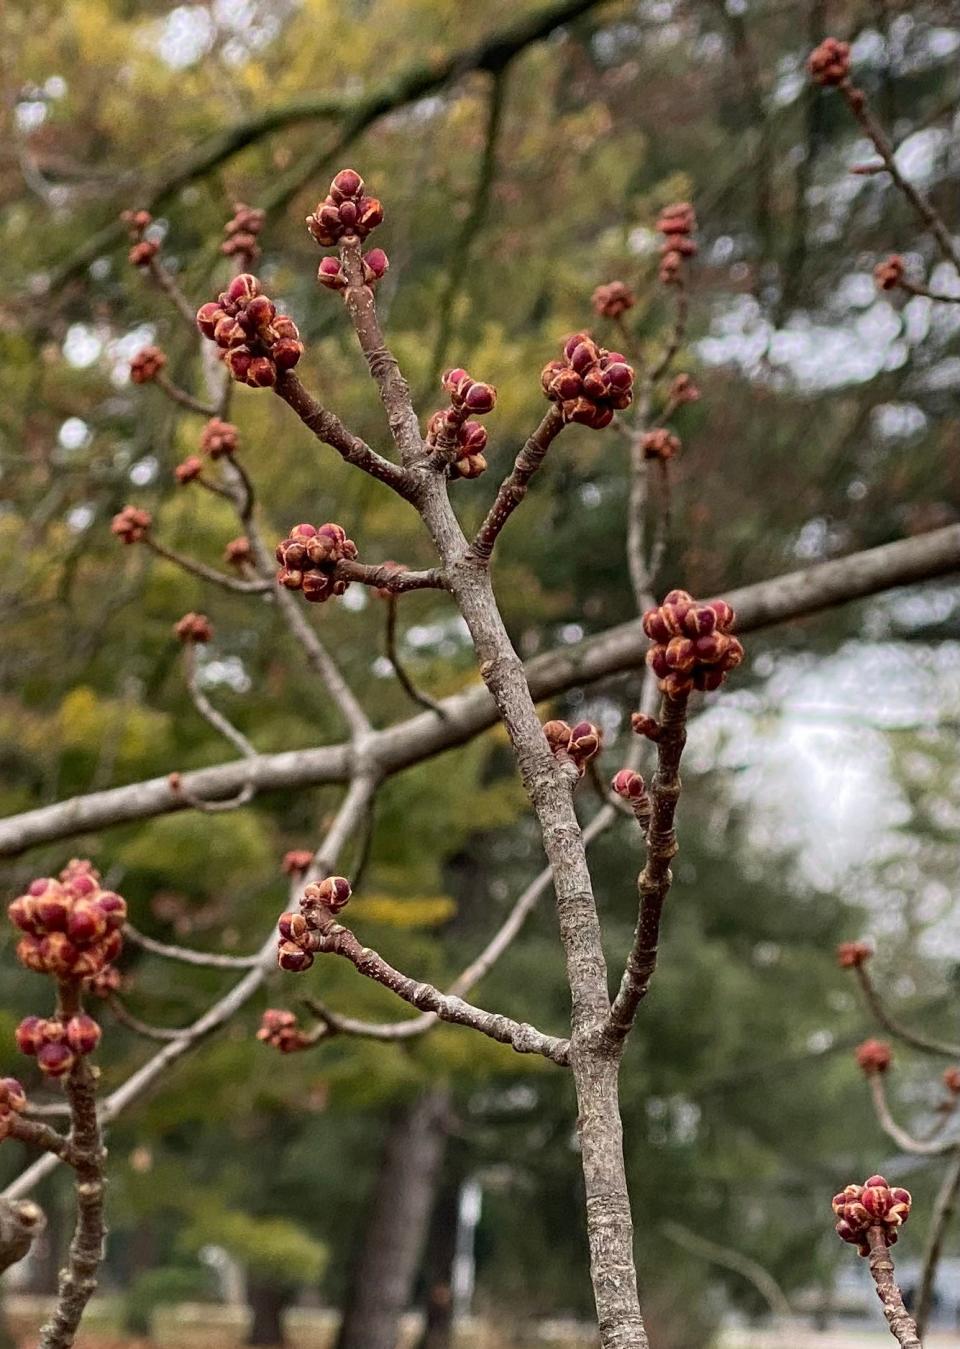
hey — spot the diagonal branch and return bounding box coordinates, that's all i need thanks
[915,1146,960,1338]
[868,1072,958,1157]
[854,962,960,1058]
[469,406,566,561]
[145,537,272,594]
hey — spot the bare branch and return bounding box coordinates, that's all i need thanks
[868,1073,957,1157]
[854,963,960,1058]
[865,1226,923,1348]
[106,996,192,1043]
[145,537,271,594]
[146,257,200,331]
[916,1146,960,1338]
[661,1221,793,1320]
[153,373,217,417]
[124,922,261,969]
[384,595,447,716]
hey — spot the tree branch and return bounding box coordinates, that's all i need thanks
[868,1072,957,1157]
[915,1146,960,1338]
[854,962,960,1058]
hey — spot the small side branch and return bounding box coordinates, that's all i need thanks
[107,996,192,1043]
[915,1147,960,1338]
[385,596,446,716]
[274,371,412,496]
[661,1221,793,1320]
[124,922,261,968]
[309,910,569,1065]
[869,1073,957,1157]
[153,373,217,417]
[147,257,199,331]
[174,645,258,812]
[145,538,272,594]
[469,407,565,562]
[339,238,423,465]
[341,561,447,593]
[841,80,960,275]
[855,963,960,1058]
[605,693,688,1044]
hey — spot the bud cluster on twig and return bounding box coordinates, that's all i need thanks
[276,522,358,604]
[541,333,635,429]
[174,612,213,644]
[542,719,603,777]
[277,876,353,972]
[0,1077,27,1140]
[129,345,167,384]
[426,367,498,477]
[111,505,152,544]
[592,281,636,319]
[221,202,266,266]
[257,1009,311,1054]
[308,169,389,290]
[16,1014,101,1079]
[656,202,697,286]
[856,1038,893,1075]
[122,209,159,268]
[196,274,304,388]
[8,861,126,984]
[833,1175,911,1255]
[643,591,743,698]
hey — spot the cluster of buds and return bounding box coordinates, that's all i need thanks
[276,522,357,604]
[224,536,253,569]
[833,1176,911,1255]
[643,591,743,698]
[175,456,203,485]
[307,169,383,247]
[201,418,239,459]
[837,940,872,968]
[16,1014,101,1079]
[592,281,635,319]
[282,850,314,877]
[543,719,603,778]
[541,334,634,429]
[426,368,498,478]
[630,711,661,742]
[317,248,389,292]
[277,876,352,973]
[642,429,681,462]
[175,612,213,644]
[0,1077,27,1141]
[122,209,159,268]
[9,861,126,983]
[257,1009,311,1054]
[130,345,167,385]
[856,1038,892,1075]
[222,202,265,265]
[656,202,697,286]
[874,255,905,292]
[196,274,303,388]
[111,505,152,545]
[808,36,851,86]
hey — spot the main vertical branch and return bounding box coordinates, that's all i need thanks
[419,480,647,1348]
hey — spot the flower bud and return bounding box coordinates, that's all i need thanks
[874,255,905,292]
[176,456,204,485]
[15,1017,44,1056]
[836,940,871,969]
[314,876,352,914]
[111,506,152,545]
[856,1038,892,1075]
[129,346,167,384]
[592,281,635,318]
[611,768,647,800]
[66,1014,102,1056]
[37,1042,76,1078]
[278,911,309,942]
[630,712,661,741]
[278,940,314,973]
[808,36,851,86]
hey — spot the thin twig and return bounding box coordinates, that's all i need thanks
[153,372,216,416]
[865,1226,923,1348]
[868,1073,957,1156]
[661,1221,793,1319]
[124,922,261,968]
[915,1146,960,1338]
[385,595,446,715]
[855,963,960,1058]
[106,995,191,1042]
[469,406,566,562]
[146,257,199,330]
[144,537,271,594]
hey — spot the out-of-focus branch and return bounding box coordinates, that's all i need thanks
[174,643,257,813]
[123,922,261,968]
[916,1147,960,1338]
[2,524,958,856]
[145,537,271,594]
[661,1221,793,1319]
[147,257,199,330]
[868,1073,958,1157]
[106,996,191,1043]
[854,963,960,1058]
[0,1198,45,1274]
[425,68,508,390]
[384,595,446,716]
[153,373,216,417]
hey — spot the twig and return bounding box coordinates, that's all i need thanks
[384,595,447,716]
[661,1220,793,1319]
[173,643,257,812]
[153,373,216,417]
[840,79,960,275]
[865,1226,923,1348]
[868,1073,957,1156]
[307,907,570,1065]
[855,963,960,1058]
[37,982,106,1349]
[649,279,689,385]
[469,406,566,562]
[144,537,271,594]
[605,692,688,1044]
[124,922,261,968]
[146,257,199,331]
[341,561,447,593]
[915,1146,960,1338]
[106,995,191,1042]
[338,238,423,466]
[274,371,412,496]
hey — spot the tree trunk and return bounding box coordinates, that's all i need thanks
[417,1173,461,1349]
[336,1087,450,1349]
[247,1275,292,1346]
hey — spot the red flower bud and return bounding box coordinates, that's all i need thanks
[856,1039,892,1075]
[66,1014,101,1056]
[278,941,314,973]
[174,612,213,644]
[611,769,647,800]
[37,1042,76,1078]
[808,36,851,86]
[176,456,204,485]
[836,940,872,969]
